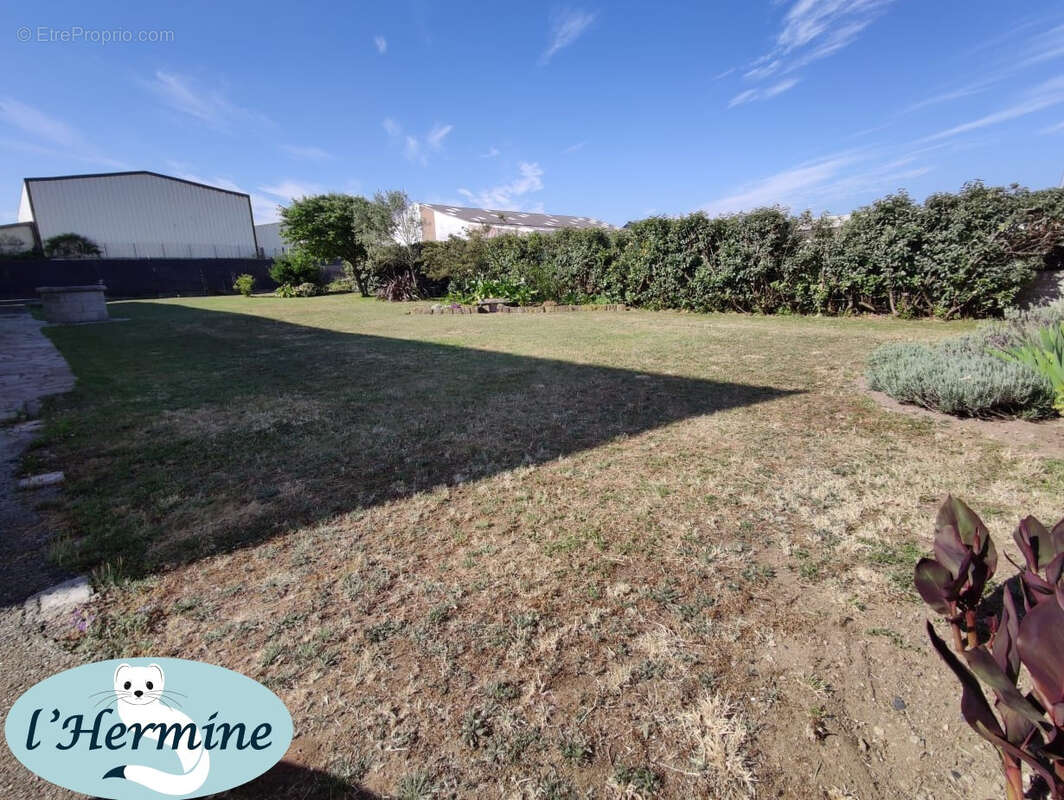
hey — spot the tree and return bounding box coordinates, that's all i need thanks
[280,194,374,296]
[360,191,426,296]
[43,233,101,259]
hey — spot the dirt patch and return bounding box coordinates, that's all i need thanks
[860,377,1064,459]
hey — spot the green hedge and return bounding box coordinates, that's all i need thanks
[418,182,1064,318]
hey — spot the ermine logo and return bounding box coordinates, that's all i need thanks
[4,658,293,799]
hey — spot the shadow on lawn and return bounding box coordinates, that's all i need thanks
[217,760,381,800]
[35,301,802,584]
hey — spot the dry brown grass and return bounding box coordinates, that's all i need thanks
[25,296,1064,799]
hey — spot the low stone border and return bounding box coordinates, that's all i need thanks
[411,302,629,315]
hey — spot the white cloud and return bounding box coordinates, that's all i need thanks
[281,144,333,160]
[728,78,800,107]
[143,71,271,131]
[404,136,424,165]
[1040,120,1064,134]
[385,118,453,165]
[923,76,1064,141]
[0,99,125,169]
[259,180,325,201]
[563,140,587,153]
[702,153,859,214]
[776,0,892,55]
[903,83,988,114]
[700,146,935,216]
[374,35,388,54]
[1017,23,1064,68]
[0,137,126,170]
[725,1,893,107]
[540,9,596,65]
[457,162,544,209]
[426,123,453,148]
[0,98,79,147]
[480,146,501,158]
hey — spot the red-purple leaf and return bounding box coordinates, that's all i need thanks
[914,558,955,615]
[927,621,1005,740]
[964,646,1049,735]
[1017,597,1064,714]
[993,589,1021,682]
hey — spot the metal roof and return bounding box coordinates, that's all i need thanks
[422,203,615,231]
[22,171,253,200]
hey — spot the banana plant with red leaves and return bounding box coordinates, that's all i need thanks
[915,496,1064,800]
[914,495,998,650]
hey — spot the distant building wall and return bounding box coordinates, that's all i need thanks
[20,172,258,258]
[255,222,291,257]
[0,222,37,253]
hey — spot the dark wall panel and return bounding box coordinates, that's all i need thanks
[0,259,278,300]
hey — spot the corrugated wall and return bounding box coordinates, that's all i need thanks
[25,173,258,258]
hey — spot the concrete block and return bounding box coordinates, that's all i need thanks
[23,576,93,619]
[17,471,64,489]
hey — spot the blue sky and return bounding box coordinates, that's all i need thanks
[1,0,1063,226]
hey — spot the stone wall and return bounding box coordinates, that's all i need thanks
[1017,270,1064,307]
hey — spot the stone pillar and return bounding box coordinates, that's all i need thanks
[36,286,110,324]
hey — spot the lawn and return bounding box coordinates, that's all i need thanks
[27,296,1064,799]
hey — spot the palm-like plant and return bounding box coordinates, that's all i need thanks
[993,323,1064,415]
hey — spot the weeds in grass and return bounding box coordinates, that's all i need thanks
[460,707,493,748]
[558,731,593,765]
[613,764,663,796]
[677,692,756,799]
[396,771,435,800]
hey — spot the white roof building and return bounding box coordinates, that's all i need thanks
[417,203,615,242]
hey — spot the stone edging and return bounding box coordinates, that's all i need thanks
[411,303,629,316]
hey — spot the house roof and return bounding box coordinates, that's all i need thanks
[422,203,615,231]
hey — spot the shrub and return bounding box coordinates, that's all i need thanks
[269,248,323,288]
[994,322,1064,414]
[375,273,420,301]
[43,233,101,259]
[292,282,319,297]
[866,338,1054,418]
[325,277,353,293]
[233,273,255,296]
[914,496,1064,800]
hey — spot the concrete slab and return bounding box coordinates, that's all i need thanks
[22,576,93,619]
[17,471,64,490]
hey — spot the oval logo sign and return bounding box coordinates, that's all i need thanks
[4,658,293,798]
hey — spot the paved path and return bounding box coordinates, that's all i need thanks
[0,309,75,422]
[0,309,80,799]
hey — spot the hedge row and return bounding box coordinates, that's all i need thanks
[417,183,1064,318]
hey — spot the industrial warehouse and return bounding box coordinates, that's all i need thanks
[15,171,260,259]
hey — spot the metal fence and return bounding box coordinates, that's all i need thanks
[82,241,261,259]
[0,258,277,300]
